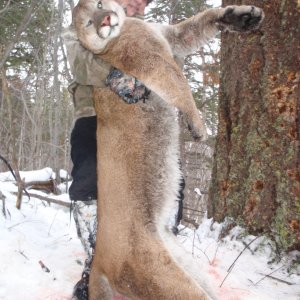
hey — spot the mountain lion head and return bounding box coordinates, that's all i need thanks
[72,0,126,53]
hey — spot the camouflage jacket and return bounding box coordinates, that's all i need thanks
[62,26,111,119]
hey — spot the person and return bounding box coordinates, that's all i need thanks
[63,0,184,299]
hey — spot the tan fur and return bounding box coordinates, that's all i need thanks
[91,88,211,299]
[71,1,264,299]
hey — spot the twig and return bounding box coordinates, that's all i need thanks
[212,244,219,264]
[39,260,50,273]
[196,233,212,264]
[0,154,30,200]
[1,198,6,217]
[195,246,212,264]
[220,235,261,287]
[48,210,59,236]
[19,251,29,260]
[177,225,188,234]
[192,229,196,257]
[0,191,6,217]
[227,236,260,272]
[254,266,286,286]
[257,273,293,286]
[196,239,219,266]
[12,192,70,208]
[8,220,41,230]
[0,154,17,180]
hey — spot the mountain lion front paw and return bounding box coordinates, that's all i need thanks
[187,121,208,142]
[218,5,264,32]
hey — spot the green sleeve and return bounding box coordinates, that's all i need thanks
[62,26,111,87]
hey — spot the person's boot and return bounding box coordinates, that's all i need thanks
[72,200,97,300]
[72,259,91,300]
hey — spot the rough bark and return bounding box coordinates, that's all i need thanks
[209,0,300,251]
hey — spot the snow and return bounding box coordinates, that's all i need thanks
[0,175,85,300]
[59,169,69,180]
[194,187,202,196]
[207,0,221,7]
[0,167,53,183]
[0,169,299,300]
[178,219,300,300]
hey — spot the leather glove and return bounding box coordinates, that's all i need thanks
[106,68,151,104]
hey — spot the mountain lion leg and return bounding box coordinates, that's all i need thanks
[101,44,207,140]
[163,5,264,57]
[123,57,206,140]
[89,266,114,300]
[140,57,207,140]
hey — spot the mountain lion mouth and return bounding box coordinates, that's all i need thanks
[97,10,119,39]
[97,23,119,39]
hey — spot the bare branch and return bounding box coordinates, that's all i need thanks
[12,191,71,208]
[0,0,12,15]
[220,236,261,287]
[254,266,285,286]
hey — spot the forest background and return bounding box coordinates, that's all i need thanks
[0,0,299,254]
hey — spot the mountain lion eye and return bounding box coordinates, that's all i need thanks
[86,20,93,27]
[97,1,102,9]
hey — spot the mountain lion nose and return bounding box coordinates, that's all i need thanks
[101,15,111,26]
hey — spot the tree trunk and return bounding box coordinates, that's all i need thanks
[208,0,300,251]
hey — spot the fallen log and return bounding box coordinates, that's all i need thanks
[24,179,60,195]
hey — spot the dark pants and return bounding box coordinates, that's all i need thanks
[69,116,97,201]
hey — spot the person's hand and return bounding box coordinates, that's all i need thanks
[106,68,151,104]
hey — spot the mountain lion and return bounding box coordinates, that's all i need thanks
[72,0,264,299]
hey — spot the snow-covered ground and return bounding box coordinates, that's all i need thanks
[0,169,299,300]
[0,171,85,300]
[178,221,300,300]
